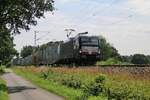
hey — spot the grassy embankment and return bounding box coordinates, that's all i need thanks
[0,66,9,100]
[13,66,150,100]
[0,79,8,100]
[13,67,83,100]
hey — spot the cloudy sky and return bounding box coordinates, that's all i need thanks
[14,0,150,55]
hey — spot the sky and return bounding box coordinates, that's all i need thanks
[14,0,150,55]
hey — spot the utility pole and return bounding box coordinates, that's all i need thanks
[34,31,37,47]
[33,30,50,66]
[65,28,75,38]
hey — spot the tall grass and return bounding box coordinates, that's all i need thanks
[0,78,8,100]
[13,67,83,100]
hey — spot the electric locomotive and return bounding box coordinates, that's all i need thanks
[13,32,101,66]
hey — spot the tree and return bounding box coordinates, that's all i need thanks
[0,0,54,34]
[147,55,150,63]
[0,28,17,64]
[99,36,121,61]
[0,0,54,64]
[21,46,35,58]
[131,54,149,64]
[121,55,132,63]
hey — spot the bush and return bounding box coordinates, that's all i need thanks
[82,75,106,97]
[83,81,103,96]
[95,75,106,84]
[61,75,82,89]
[129,89,150,100]
[40,70,82,89]
[96,58,122,65]
[0,65,5,73]
[131,54,149,64]
[105,82,150,100]
[40,68,54,80]
[106,85,131,100]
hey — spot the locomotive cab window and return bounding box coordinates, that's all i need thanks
[80,37,99,46]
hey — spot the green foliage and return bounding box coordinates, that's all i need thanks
[21,46,36,58]
[88,96,107,100]
[40,69,82,89]
[96,58,122,65]
[13,67,150,100]
[60,75,82,89]
[82,75,106,97]
[0,65,5,73]
[105,82,150,100]
[99,36,121,61]
[40,68,55,80]
[0,0,54,34]
[0,78,9,100]
[0,0,54,64]
[13,68,82,100]
[95,75,106,84]
[120,56,132,63]
[106,84,131,100]
[147,55,150,63]
[131,54,149,64]
[0,28,18,64]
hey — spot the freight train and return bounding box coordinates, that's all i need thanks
[13,32,101,66]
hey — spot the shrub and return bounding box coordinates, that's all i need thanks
[95,75,106,84]
[61,75,82,89]
[76,93,89,100]
[131,54,149,64]
[129,89,150,100]
[82,75,106,97]
[40,68,54,80]
[105,83,150,100]
[0,65,5,73]
[106,85,131,100]
[96,58,122,65]
[82,81,103,96]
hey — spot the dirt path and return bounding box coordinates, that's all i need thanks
[2,69,64,100]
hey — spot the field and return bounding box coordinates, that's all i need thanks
[13,66,150,100]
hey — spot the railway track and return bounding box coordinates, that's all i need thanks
[66,64,150,68]
[97,64,150,67]
[57,64,150,68]
[17,64,150,68]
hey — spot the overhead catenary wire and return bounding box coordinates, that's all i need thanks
[62,0,109,28]
[77,0,117,25]
[107,7,150,26]
[77,1,150,28]
[51,0,119,31]
[34,31,50,46]
[44,1,150,34]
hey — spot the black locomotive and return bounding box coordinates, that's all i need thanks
[13,32,101,66]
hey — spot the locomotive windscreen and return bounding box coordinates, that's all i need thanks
[80,36,99,46]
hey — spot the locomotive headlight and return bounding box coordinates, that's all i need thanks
[79,50,82,53]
